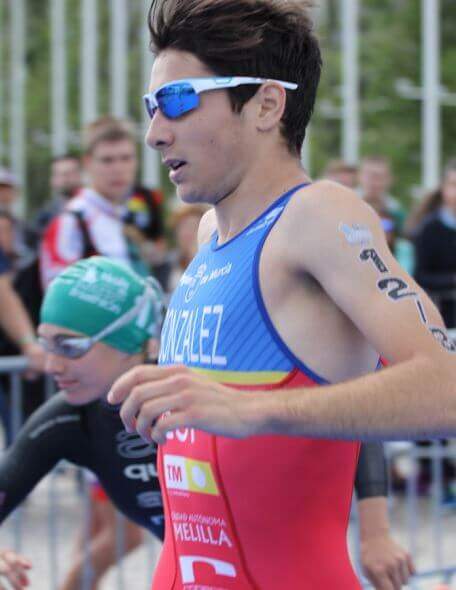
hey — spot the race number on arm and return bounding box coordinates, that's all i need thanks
[267,180,456,439]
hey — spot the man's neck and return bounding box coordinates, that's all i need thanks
[214,155,308,245]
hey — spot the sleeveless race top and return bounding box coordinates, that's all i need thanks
[156,184,361,590]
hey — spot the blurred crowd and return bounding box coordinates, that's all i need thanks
[0,116,455,587]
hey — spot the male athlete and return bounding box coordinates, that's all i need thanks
[108,1,456,588]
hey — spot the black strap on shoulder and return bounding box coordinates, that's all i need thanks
[68,210,98,258]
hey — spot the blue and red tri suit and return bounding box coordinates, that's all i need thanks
[156,184,362,589]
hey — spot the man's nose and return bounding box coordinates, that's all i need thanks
[145,110,175,151]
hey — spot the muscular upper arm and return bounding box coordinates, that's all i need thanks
[287,181,453,366]
[197,208,216,248]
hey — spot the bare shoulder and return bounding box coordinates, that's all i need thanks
[197,208,217,247]
[287,180,373,220]
[278,180,384,270]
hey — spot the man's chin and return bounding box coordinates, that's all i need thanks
[178,188,212,206]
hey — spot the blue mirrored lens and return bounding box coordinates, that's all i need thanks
[156,82,199,119]
[144,96,157,119]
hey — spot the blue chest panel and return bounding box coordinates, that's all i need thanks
[159,187,308,375]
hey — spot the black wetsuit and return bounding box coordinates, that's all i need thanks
[0,393,386,537]
[0,393,164,539]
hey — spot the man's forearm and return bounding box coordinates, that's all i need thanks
[261,355,456,440]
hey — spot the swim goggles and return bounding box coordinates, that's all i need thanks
[38,278,165,359]
[143,76,298,120]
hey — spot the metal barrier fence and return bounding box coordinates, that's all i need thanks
[0,356,159,590]
[351,327,456,590]
[0,335,455,590]
[351,440,456,589]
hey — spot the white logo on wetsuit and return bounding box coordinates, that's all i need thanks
[116,431,156,459]
[136,491,162,509]
[124,463,158,482]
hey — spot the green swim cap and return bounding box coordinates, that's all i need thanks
[40,257,164,354]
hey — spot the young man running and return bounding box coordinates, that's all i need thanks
[103,1,453,589]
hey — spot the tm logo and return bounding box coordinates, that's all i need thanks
[164,454,219,496]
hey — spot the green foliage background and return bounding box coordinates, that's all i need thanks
[0,0,455,216]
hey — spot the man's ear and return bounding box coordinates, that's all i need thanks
[253,82,288,132]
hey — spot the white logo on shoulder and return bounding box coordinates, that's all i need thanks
[246,206,284,235]
[339,222,373,246]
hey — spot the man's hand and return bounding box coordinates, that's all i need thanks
[0,550,32,589]
[108,365,262,443]
[360,533,415,590]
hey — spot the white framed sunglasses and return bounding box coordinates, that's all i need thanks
[143,76,298,120]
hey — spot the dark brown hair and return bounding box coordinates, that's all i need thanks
[148,0,322,156]
[405,159,456,237]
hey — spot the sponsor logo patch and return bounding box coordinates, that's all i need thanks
[164,455,219,496]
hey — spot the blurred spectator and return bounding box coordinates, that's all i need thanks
[0,247,44,444]
[410,159,456,329]
[358,156,406,234]
[324,159,358,189]
[123,185,166,267]
[403,160,456,501]
[33,154,83,235]
[0,212,17,264]
[154,204,209,294]
[0,212,34,271]
[0,210,42,331]
[0,169,18,212]
[0,249,43,369]
[0,213,45,445]
[0,168,36,252]
[40,117,164,288]
[358,156,413,272]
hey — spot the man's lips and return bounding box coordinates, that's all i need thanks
[169,163,188,183]
[163,158,187,171]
